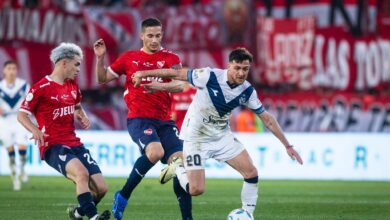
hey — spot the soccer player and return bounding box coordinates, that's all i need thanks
[17,43,110,220]
[132,48,303,217]
[0,60,30,191]
[93,18,192,220]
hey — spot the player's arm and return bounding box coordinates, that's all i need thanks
[17,111,47,146]
[142,80,185,93]
[258,111,303,165]
[74,103,91,129]
[94,39,117,84]
[132,68,189,87]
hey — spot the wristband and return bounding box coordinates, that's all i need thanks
[286,145,293,149]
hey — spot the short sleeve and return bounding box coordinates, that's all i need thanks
[108,53,127,77]
[19,85,43,115]
[245,89,265,114]
[170,54,182,69]
[187,67,211,89]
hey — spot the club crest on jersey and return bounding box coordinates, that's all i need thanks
[71,90,77,100]
[239,96,247,105]
[144,128,153,135]
[157,61,165,68]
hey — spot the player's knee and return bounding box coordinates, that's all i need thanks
[146,148,164,163]
[189,185,204,196]
[98,183,109,196]
[243,166,258,179]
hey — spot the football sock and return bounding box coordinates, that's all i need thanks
[175,165,189,192]
[19,149,27,171]
[173,177,193,220]
[77,192,97,218]
[241,176,258,214]
[120,154,155,199]
[8,151,16,177]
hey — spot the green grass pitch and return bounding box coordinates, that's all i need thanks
[0,176,389,219]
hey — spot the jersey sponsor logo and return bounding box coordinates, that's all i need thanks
[59,154,67,162]
[202,115,228,130]
[39,82,50,88]
[141,77,163,83]
[53,105,75,120]
[143,128,153,135]
[157,61,165,68]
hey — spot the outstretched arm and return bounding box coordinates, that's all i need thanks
[94,39,117,84]
[132,68,189,87]
[258,111,303,165]
[142,80,184,93]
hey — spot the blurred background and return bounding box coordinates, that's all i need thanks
[0,0,389,180]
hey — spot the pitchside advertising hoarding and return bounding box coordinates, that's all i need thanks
[0,132,389,180]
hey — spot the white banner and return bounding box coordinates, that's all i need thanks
[1,132,389,180]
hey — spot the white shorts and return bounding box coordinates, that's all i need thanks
[0,115,29,148]
[183,134,245,171]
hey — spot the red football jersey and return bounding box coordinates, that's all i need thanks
[108,49,181,121]
[171,86,196,130]
[20,76,82,159]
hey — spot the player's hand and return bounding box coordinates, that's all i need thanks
[75,111,91,129]
[132,71,143,87]
[286,146,303,165]
[30,129,48,146]
[93,39,106,58]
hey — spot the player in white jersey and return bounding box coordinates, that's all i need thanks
[132,48,303,217]
[0,60,30,191]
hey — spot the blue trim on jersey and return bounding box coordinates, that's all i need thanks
[206,72,254,117]
[0,83,27,109]
[253,106,265,114]
[187,69,194,86]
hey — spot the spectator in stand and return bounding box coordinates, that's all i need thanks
[171,82,196,130]
[234,106,257,132]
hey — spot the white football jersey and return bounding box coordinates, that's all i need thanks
[0,78,30,117]
[179,67,264,142]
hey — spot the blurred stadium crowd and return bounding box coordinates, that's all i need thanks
[1,0,390,132]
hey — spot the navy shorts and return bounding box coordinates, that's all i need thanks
[127,118,183,164]
[44,144,101,177]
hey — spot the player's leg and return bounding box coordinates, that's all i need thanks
[44,145,102,220]
[17,144,28,183]
[15,124,29,183]
[6,144,20,191]
[158,121,192,220]
[112,118,163,219]
[72,145,110,219]
[182,141,209,196]
[226,149,258,215]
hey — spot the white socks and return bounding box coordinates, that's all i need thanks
[175,165,189,192]
[241,181,258,214]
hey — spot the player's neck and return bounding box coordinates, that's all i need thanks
[49,71,66,85]
[141,47,160,54]
[5,78,16,85]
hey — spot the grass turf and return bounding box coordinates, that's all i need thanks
[0,176,389,219]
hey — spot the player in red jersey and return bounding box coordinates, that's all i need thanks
[94,18,192,220]
[17,43,110,220]
[171,82,196,130]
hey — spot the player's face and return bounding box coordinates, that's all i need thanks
[3,63,18,81]
[227,60,251,85]
[65,56,81,80]
[140,26,163,53]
